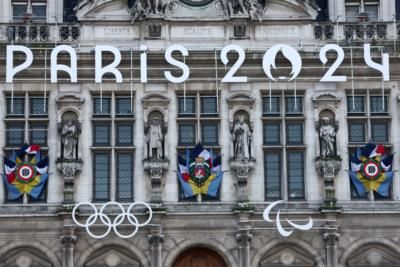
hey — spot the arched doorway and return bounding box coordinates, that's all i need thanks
[172,247,228,267]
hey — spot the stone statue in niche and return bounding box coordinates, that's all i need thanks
[233,114,252,159]
[61,119,79,160]
[319,117,337,158]
[146,117,164,159]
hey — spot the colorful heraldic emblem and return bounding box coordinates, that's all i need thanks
[350,143,393,198]
[3,144,49,200]
[177,143,223,198]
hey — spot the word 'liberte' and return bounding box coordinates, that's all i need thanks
[5,44,390,84]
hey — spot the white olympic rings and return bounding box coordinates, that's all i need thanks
[72,201,153,239]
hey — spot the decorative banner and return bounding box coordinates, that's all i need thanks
[177,143,223,198]
[72,201,152,239]
[350,143,393,198]
[3,144,49,200]
[263,200,313,237]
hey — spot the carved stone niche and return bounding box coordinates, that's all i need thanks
[227,92,256,203]
[56,94,85,160]
[312,92,341,158]
[313,92,342,210]
[56,94,84,205]
[142,93,170,203]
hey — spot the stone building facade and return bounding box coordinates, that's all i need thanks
[0,0,400,266]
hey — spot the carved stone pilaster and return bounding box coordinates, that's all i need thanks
[148,209,165,267]
[236,211,252,267]
[321,210,340,267]
[60,226,77,267]
[56,160,82,205]
[230,159,256,202]
[144,159,169,203]
[148,233,165,267]
[315,158,341,209]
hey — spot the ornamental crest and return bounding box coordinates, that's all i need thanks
[178,143,223,198]
[3,144,49,200]
[350,143,393,200]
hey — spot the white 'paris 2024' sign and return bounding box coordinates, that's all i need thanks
[3,44,390,85]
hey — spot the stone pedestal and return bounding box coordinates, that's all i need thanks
[230,159,256,202]
[144,159,169,203]
[56,159,82,205]
[315,158,341,209]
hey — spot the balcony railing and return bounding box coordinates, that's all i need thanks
[0,23,80,43]
[314,22,399,42]
[343,23,387,41]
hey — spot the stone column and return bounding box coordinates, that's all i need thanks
[236,211,252,267]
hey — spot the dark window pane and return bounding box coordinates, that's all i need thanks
[6,97,25,116]
[201,97,217,114]
[285,96,303,115]
[286,123,303,144]
[30,97,48,115]
[116,123,133,146]
[264,123,281,145]
[346,5,359,22]
[116,153,133,201]
[93,123,111,146]
[370,96,388,114]
[32,4,46,21]
[263,96,280,115]
[264,152,281,199]
[397,0,400,20]
[348,122,365,143]
[178,123,196,145]
[7,123,25,146]
[364,4,378,21]
[371,122,389,143]
[116,97,133,115]
[30,123,47,146]
[93,153,110,201]
[93,97,111,115]
[347,96,365,114]
[201,123,218,146]
[13,4,27,21]
[178,97,196,115]
[63,0,79,22]
[287,152,305,200]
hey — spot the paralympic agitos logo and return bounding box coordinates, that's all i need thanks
[3,43,390,85]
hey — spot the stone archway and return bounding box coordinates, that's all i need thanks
[172,247,228,267]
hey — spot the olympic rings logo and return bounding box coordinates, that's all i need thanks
[72,201,153,239]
